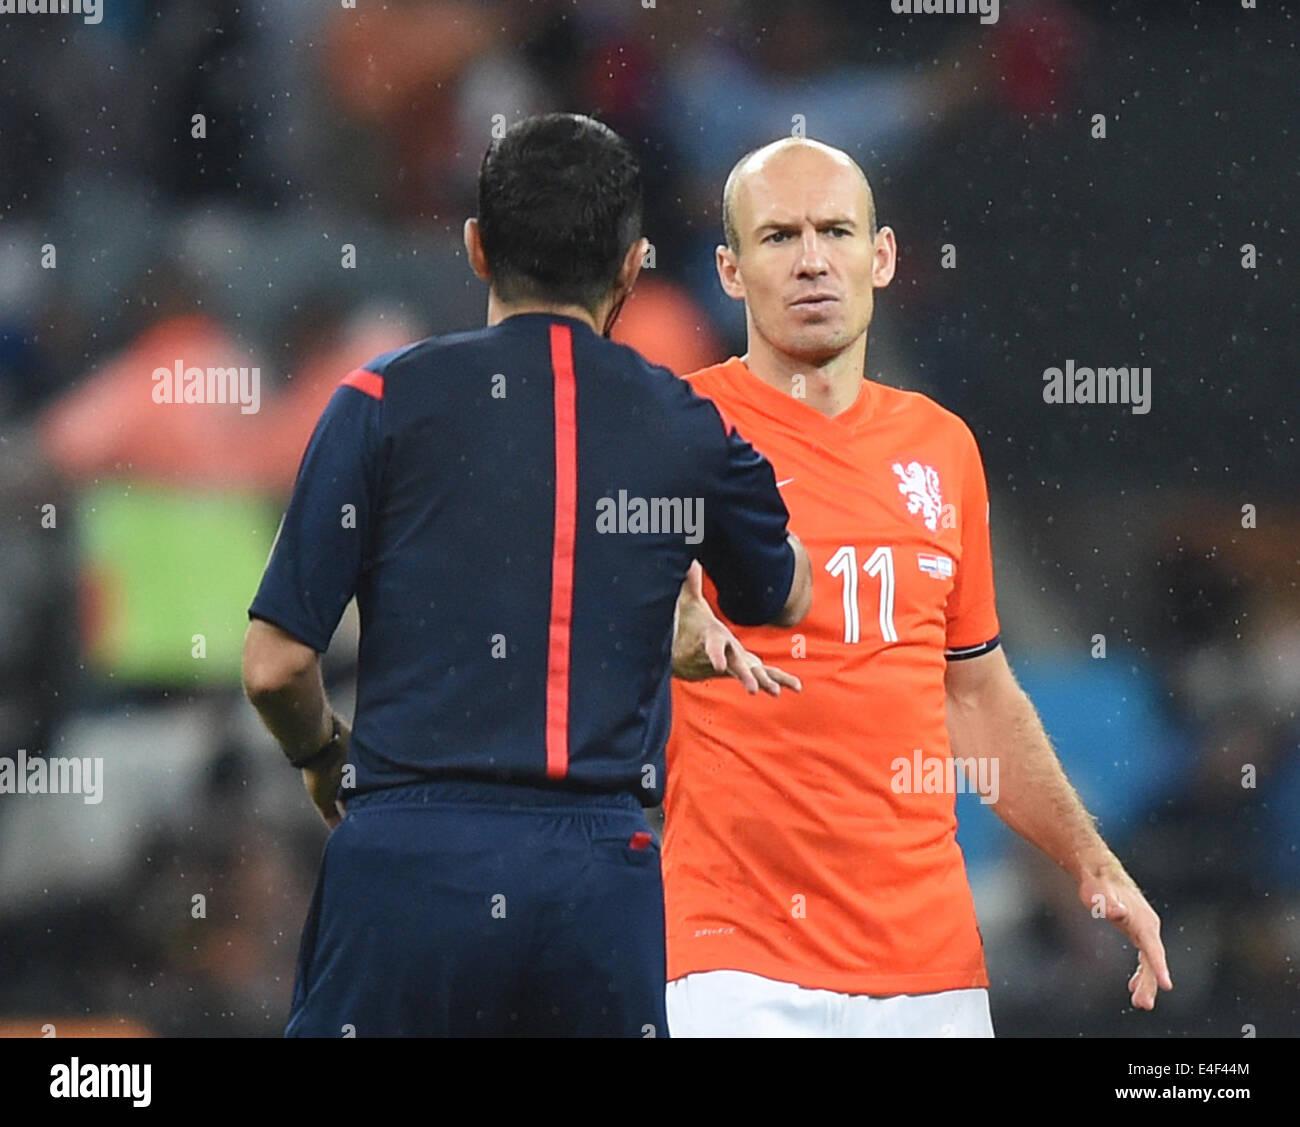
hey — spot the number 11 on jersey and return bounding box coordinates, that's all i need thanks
[825,545,898,645]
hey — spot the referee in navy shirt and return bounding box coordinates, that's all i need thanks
[242,114,812,1037]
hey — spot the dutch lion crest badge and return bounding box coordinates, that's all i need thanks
[892,461,944,531]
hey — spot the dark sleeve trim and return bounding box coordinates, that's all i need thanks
[247,607,330,654]
[717,535,797,627]
[945,635,1000,661]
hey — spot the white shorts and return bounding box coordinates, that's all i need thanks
[666,970,994,1038]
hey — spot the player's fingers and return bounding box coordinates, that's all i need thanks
[1138,926,1173,991]
[1131,960,1157,1010]
[703,631,730,675]
[684,560,704,598]
[725,644,760,694]
[748,662,784,697]
[765,666,803,693]
[1129,966,1146,1008]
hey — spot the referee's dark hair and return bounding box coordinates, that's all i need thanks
[476,113,643,312]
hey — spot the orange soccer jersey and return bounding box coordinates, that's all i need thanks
[665,357,1001,996]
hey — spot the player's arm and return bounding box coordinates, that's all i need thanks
[672,551,808,695]
[944,647,1173,1010]
[242,375,382,826]
[943,419,1170,1009]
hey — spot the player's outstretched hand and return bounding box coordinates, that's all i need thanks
[301,720,351,829]
[1078,862,1173,1011]
[672,562,801,696]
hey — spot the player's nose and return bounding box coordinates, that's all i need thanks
[795,229,830,277]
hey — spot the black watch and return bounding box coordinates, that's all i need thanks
[289,713,343,770]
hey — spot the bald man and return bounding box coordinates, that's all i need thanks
[664,139,1172,1037]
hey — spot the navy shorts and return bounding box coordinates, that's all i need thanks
[285,779,667,1037]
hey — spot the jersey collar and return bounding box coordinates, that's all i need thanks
[723,356,875,439]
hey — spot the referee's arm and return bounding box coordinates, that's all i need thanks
[242,375,382,816]
[242,620,336,763]
[695,406,811,629]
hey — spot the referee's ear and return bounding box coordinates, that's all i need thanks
[464,218,491,282]
[614,236,650,298]
[597,237,650,338]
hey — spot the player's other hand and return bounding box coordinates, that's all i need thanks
[302,719,351,829]
[672,562,801,697]
[1078,861,1173,1011]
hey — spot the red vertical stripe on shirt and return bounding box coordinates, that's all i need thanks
[545,323,578,778]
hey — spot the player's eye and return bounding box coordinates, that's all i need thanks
[763,231,792,244]
[826,227,851,238]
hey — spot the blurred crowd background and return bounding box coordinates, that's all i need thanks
[0,0,1296,1036]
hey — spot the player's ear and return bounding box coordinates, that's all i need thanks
[716,243,745,301]
[872,226,897,290]
[464,218,491,282]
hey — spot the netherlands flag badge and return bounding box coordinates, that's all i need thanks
[917,553,954,579]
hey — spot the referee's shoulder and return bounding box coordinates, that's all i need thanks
[339,337,430,392]
[340,327,497,397]
[574,330,702,403]
[620,339,730,416]
[364,330,479,376]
